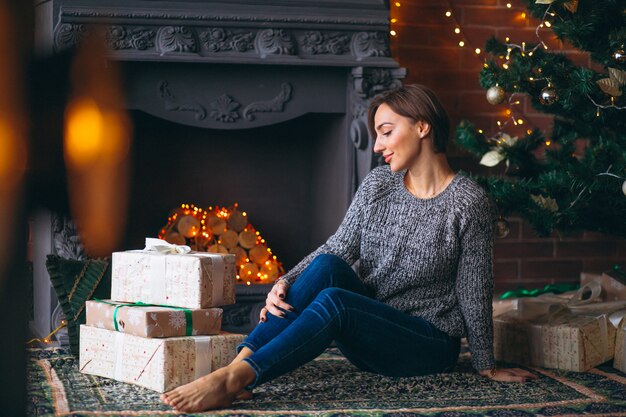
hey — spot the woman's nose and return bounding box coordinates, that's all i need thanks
[373,136,384,153]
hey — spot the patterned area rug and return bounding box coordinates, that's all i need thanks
[27,347,626,417]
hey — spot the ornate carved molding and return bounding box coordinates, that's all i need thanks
[52,21,396,67]
[156,26,198,54]
[106,25,155,50]
[243,83,293,121]
[158,81,207,121]
[157,81,293,124]
[351,32,389,59]
[51,214,85,260]
[58,6,389,28]
[54,23,86,51]
[301,31,350,55]
[353,67,404,102]
[209,95,241,123]
[200,28,255,53]
[255,29,296,57]
[350,118,370,150]
[221,284,269,333]
[349,67,405,173]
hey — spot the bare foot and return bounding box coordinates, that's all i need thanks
[160,362,255,412]
[232,347,254,400]
[236,389,253,400]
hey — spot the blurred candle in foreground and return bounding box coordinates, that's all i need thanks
[63,26,131,257]
[0,3,27,287]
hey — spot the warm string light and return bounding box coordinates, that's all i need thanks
[389,2,401,38]
[443,4,483,57]
[480,3,560,142]
[519,5,625,114]
[587,94,626,113]
[160,203,284,284]
[26,320,68,346]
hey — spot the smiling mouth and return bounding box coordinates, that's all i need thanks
[383,153,393,163]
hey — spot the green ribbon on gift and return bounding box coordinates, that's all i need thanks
[92,299,193,336]
[499,283,580,300]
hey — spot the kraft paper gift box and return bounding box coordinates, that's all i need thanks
[492,291,577,318]
[85,299,223,338]
[612,315,626,373]
[581,271,626,302]
[494,298,623,372]
[111,239,236,309]
[615,318,626,372]
[79,325,245,392]
[493,298,519,317]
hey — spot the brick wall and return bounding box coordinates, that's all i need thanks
[389,0,626,292]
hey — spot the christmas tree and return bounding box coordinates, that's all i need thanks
[455,0,626,238]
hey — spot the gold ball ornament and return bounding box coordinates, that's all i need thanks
[539,87,558,105]
[486,86,506,105]
[495,218,510,238]
[612,49,626,65]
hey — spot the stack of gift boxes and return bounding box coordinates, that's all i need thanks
[493,269,626,372]
[79,239,246,392]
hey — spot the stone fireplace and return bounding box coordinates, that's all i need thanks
[32,0,405,336]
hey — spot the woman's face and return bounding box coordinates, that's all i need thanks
[373,103,427,172]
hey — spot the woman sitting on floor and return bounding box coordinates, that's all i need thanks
[161,84,537,412]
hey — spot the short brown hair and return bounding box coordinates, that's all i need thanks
[367,84,450,153]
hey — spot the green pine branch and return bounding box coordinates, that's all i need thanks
[454,2,626,237]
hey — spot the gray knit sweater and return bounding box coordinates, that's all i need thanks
[279,165,496,371]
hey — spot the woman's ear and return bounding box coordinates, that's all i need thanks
[415,121,432,139]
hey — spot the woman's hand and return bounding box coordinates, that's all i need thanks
[259,280,293,322]
[479,367,538,383]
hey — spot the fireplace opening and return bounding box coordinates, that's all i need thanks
[126,110,351,271]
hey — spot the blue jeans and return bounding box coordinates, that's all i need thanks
[239,254,460,388]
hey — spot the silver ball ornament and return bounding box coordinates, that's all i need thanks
[622,179,626,196]
[486,86,506,105]
[539,87,558,105]
[495,218,510,238]
[612,49,626,64]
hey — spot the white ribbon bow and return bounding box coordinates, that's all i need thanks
[144,238,191,254]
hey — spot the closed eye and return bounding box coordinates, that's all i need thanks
[382,131,392,137]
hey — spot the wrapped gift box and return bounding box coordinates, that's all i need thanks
[79,325,245,392]
[615,317,626,373]
[494,305,617,372]
[111,250,236,309]
[492,298,519,318]
[85,300,222,338]
[581,271,626,302]
[492,291,577,318]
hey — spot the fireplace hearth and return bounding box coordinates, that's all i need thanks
[32,0,405,336]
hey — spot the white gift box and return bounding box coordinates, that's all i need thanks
[79,325,245,392]
[111,241,236,309]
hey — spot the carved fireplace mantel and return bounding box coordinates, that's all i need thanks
[33,0,405,335]
[45,0,398,66]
